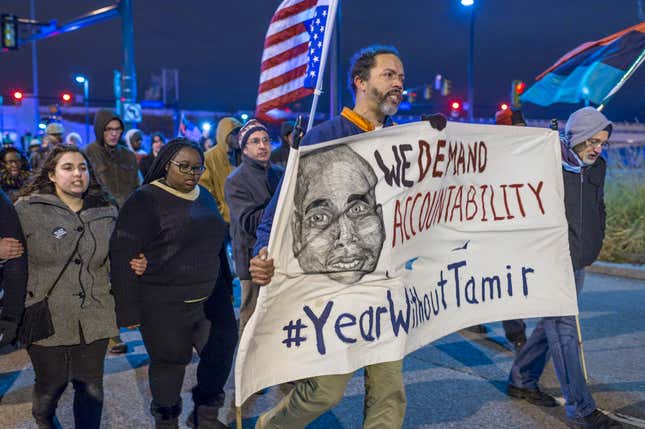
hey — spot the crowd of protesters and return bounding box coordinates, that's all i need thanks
[0,43,622,429]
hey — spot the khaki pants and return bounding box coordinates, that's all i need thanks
[256,360,406,429]
[239,279,260,337]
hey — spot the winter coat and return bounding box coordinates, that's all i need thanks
[224,156,283,280]
[84,110,140,208]
[110,183,227,327]
[199,117,242,224]
[139,154,156,179]
[0,188,27,323]
[563,156,607,270]
[15,194,118,346]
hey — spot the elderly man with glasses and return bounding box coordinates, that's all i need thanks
[224,119,283,339]
[507,107,620,429]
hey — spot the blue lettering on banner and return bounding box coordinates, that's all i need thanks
[303,301,334,355]
[282,260,536,355]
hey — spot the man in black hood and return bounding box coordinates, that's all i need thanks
[84,109,140,209]
[84,109,140,355]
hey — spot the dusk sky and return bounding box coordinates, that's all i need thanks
[1,1,643,121]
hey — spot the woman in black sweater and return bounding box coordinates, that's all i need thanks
[110,139,237,429]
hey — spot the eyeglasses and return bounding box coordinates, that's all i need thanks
[104,127,123,134]
[168,160,206,175]
[247,136,270,146]
[584,138,610,149]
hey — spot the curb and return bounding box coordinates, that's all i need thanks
[588,261,645,280]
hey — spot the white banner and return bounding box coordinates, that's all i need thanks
[235,121,577,406]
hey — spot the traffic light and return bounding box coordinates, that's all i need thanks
[1,14,18,50]
[434,74,443,91]
[449,99,462,118]
[423,84,432,100]
[441,79,452,96]
[61,91,73,106]
[408,91,417,104]
[12,90,24,106]
[511,80,526,107]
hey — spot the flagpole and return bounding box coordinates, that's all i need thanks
[306,0,340,132]
[575,315,589,382]
[329,0,342,118]
[597,47,645,111]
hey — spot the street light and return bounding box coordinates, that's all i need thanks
[460,0,475,122]
[74,74,90,145]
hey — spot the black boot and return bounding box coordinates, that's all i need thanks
[186,387,228,428]
[151,400,182,429]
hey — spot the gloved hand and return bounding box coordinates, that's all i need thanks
[289,115,305,149]
[0,319,18,347]
[421,113,447,131]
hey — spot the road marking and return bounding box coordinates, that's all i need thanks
[599,408,645,428]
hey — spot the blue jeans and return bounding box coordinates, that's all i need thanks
[509,269,596,419]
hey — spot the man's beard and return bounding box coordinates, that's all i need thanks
[372,87,401,117]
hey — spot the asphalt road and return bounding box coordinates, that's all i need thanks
[1,272,643,428]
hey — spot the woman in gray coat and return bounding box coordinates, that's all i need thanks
[15,145,146,429]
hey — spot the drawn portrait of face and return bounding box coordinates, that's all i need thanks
[292,145,385,284]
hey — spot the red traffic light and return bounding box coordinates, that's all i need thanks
[514,81,526,94]
[61,92,72,103]
[451,101,461,110]
[500,103,509,111]
[12,90,23,101]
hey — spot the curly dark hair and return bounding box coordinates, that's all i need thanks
[0,146,30,172]
[20,145,114,206]
[347,45,401,96]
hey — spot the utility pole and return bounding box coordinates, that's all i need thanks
[466,5,475,122]
[119,0,137,129]
[30,0,39,127]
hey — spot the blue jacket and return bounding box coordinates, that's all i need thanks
[253,108,393,255]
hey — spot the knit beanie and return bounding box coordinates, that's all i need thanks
[46,122,64,135]
[564,107,612,148]
[238,119,269,149]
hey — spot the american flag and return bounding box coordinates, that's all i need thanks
[177,113,202,142]
[255,0,330,122]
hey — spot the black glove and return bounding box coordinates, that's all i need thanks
[290,115,305,149]
[0,319,18,347]
[421,113,447,131]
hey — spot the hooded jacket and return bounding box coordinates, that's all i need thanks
[199,117,242,224]
[560,107,611,270]
[124,128,147,164]
[84,110,140,208]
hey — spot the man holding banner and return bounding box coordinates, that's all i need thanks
[249,45,446,429]
[507,107,620,429]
